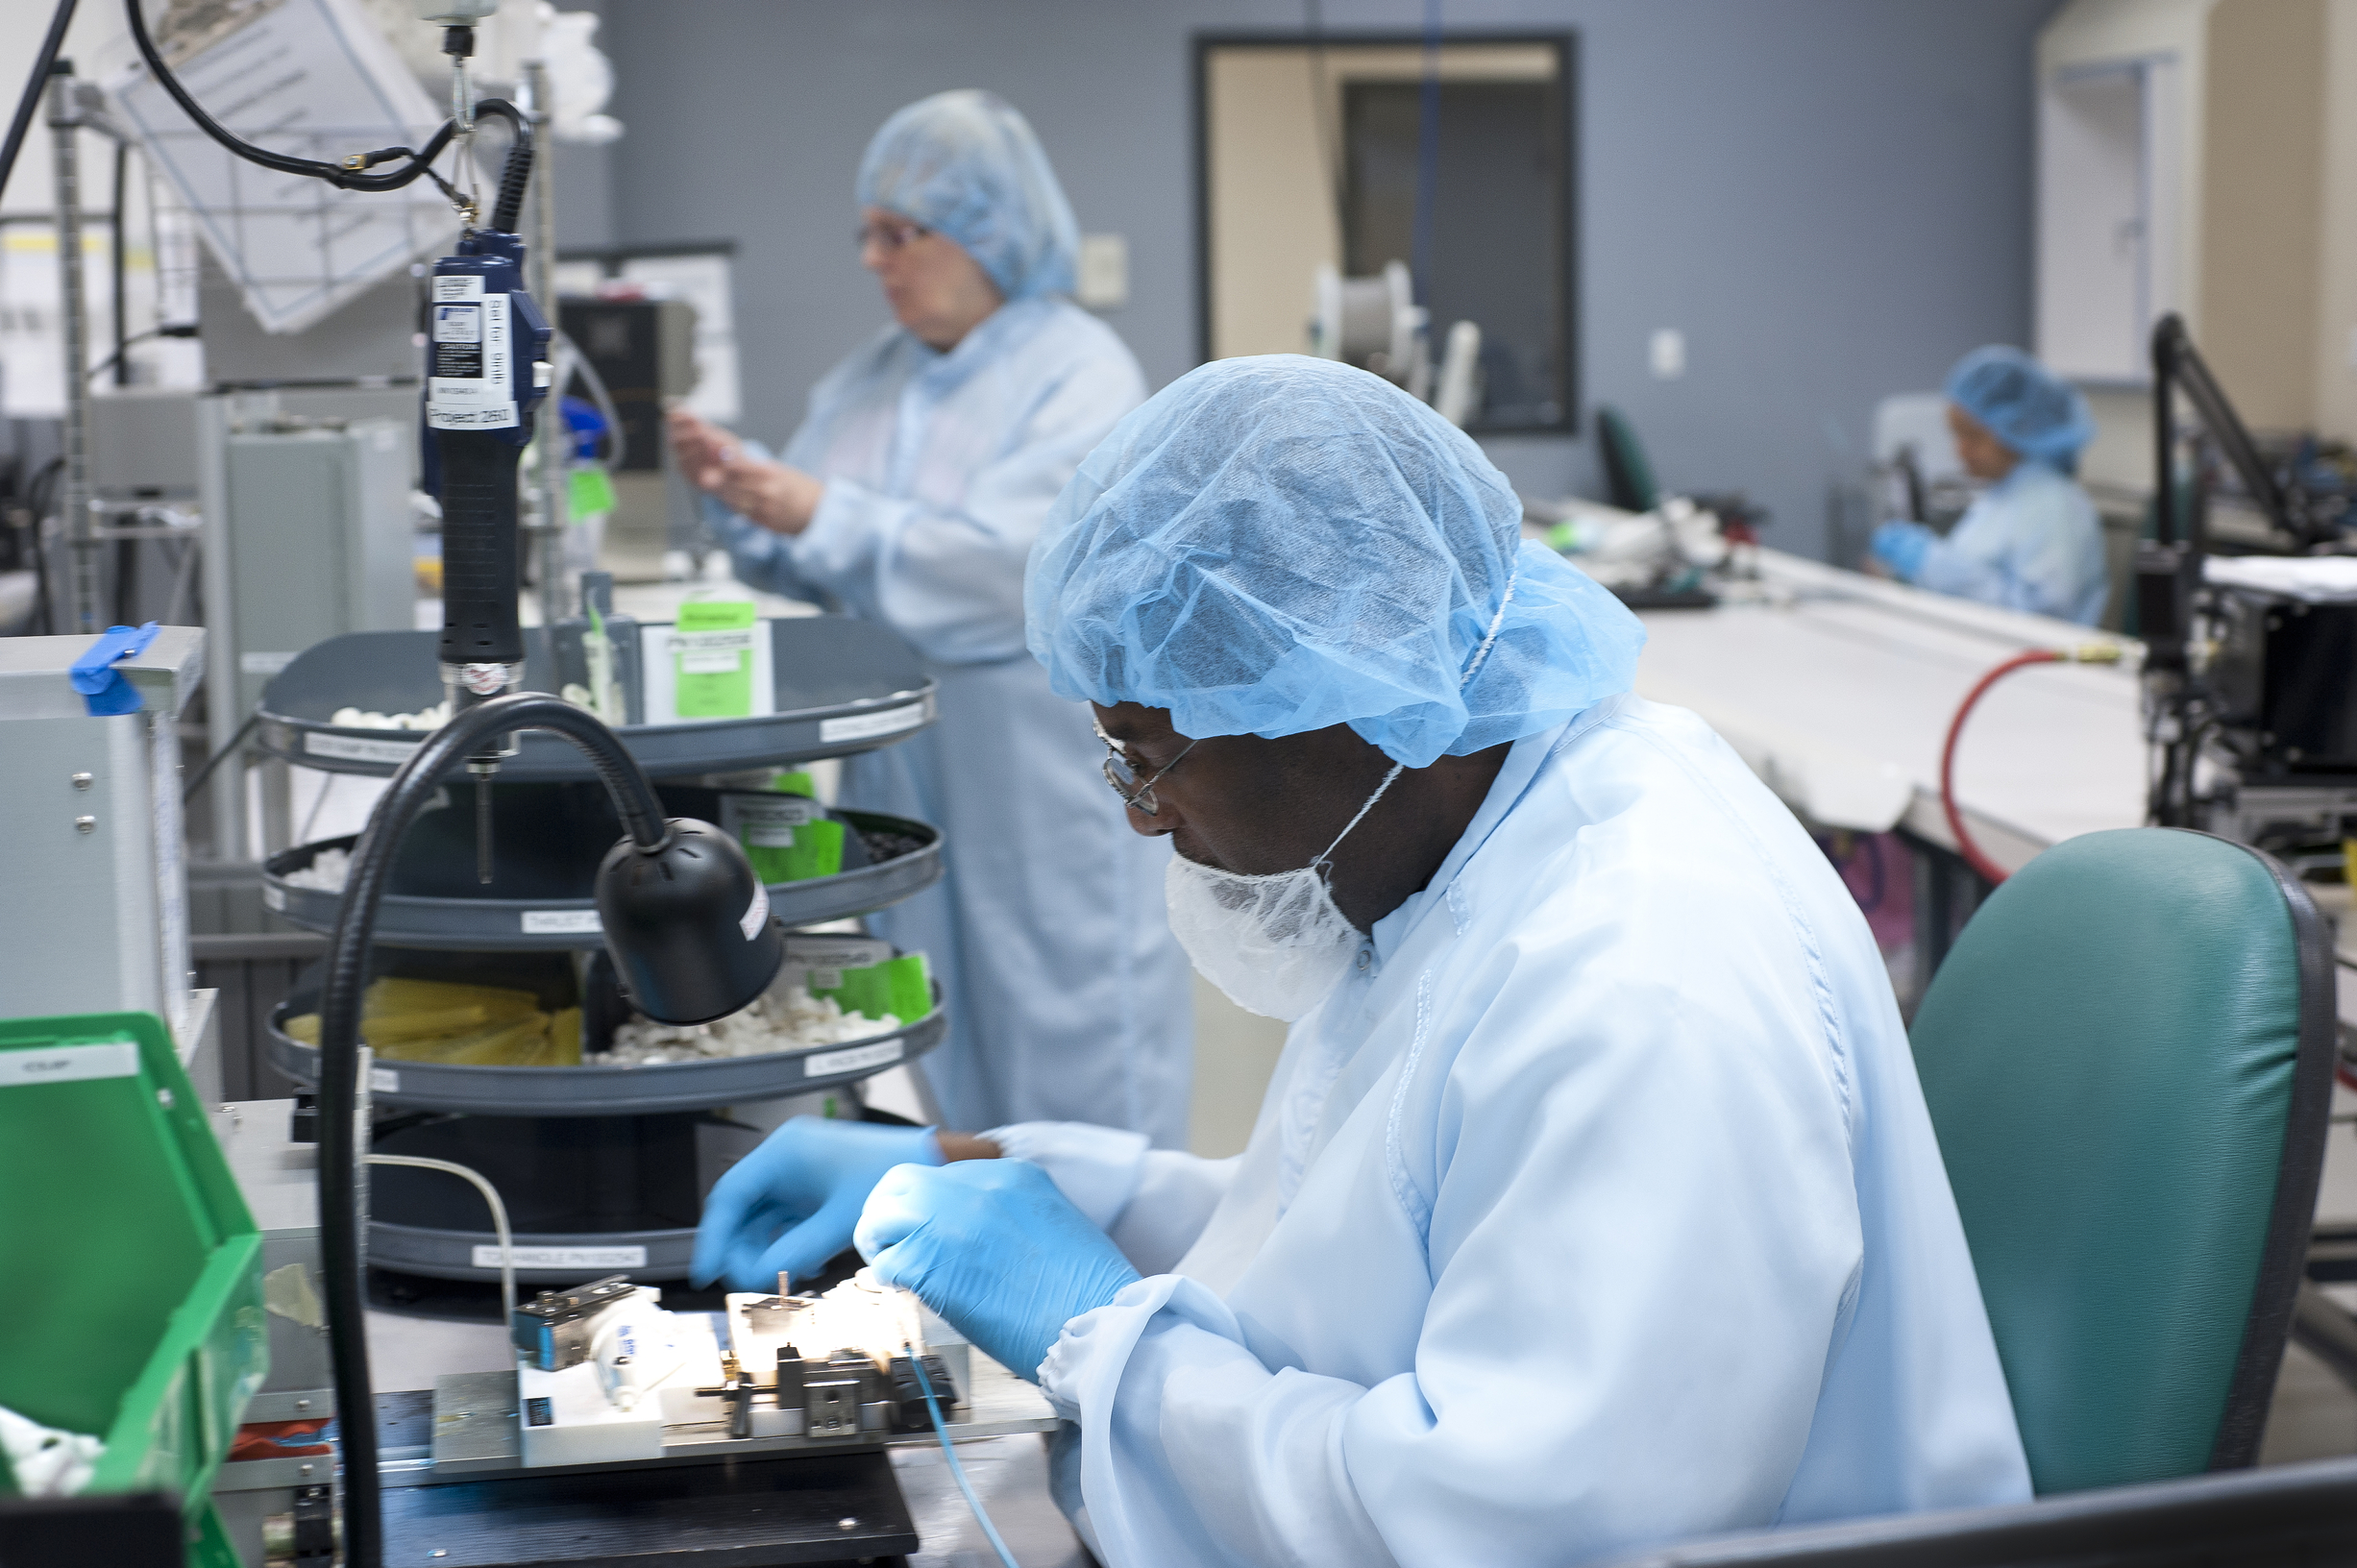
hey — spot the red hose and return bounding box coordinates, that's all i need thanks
[1940,650,2060,885]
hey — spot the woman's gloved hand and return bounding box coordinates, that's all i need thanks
[692,1116,944,1293]
[1871,520,1934,582]
[856,1160,1142,1383]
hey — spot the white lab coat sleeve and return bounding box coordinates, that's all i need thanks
[781,350,1145,665]
[1911,474,2103,624]
[988,1122,1239,1276]
[1036,902,1867,1567]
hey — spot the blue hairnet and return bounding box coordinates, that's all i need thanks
[856,90,1078,301]
[1025,356,1646,769]
[1945,346,2095,467]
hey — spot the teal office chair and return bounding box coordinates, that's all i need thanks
[1597,404,1662,514]
[1913,826,2334,1494]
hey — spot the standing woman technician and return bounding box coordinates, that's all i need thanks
[669,90,1193,1149]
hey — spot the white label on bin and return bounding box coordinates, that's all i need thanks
[370,1067,400,1094]
[523,909,602,935]
[262,884,287,912]
[0,1041,138,1088]
[804,1040,902,1078]
[819,702,927,746]
[306,731,420,765]
[472,1244,648,1270]
[740,884,770,941]
[240,650,298,675]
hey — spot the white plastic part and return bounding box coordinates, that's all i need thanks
[1433,320,1484,428]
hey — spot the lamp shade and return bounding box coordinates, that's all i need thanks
[594,818,784,1025]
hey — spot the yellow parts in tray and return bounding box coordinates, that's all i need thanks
[285,977,583,1066]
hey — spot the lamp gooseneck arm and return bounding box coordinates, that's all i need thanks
[315,693,664,1568]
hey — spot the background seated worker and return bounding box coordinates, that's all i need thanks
[1869,345,2108,625]
[668,90,1193,1144]
[697,356,2031,1568]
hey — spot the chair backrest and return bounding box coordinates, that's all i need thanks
[1909,827,2334,1495]
[1596,404,1662,514]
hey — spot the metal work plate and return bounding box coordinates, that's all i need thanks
[381,1447,917,1566]
[260,809,943,952]
[414,1358,1056,1486]
[267,985,945,1117]
[254,619,937,780]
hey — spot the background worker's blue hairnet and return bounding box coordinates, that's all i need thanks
[1945,346,2095,468]
[856,89,1079,301]
[1025,356,1646,770]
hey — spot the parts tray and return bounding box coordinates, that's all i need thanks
[254,618,935,780]
[264,987,945,1116]
[262,806,941,951]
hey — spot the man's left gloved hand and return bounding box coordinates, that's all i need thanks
[856,1159,1142,1383]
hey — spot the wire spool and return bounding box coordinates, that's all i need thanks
[1312,259,1420,372]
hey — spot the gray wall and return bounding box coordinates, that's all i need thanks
[583,0,2065,560]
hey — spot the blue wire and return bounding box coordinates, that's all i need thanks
[909,1343,1022,1568]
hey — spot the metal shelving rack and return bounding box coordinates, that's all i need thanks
[249,618,946,1284]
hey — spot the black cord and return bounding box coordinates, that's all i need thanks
[471,99,533,234]
[181,710,258,806]
[0,0,76,206]
[86,322,196,383]
[110,139,129,386]
[125,0,455,194]
[317,695,669,1568]
[23,455,62,636]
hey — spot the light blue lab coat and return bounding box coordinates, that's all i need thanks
[1915,460,2109,625]
[991,695,2030,1565]
[706,296,1194,1143]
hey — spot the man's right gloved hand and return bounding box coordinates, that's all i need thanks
[691,1115,944,1293]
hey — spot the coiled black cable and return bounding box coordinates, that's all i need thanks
[126,0,457,194]
[471,98,533,233]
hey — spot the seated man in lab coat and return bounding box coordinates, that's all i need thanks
[696,355,2031,1566]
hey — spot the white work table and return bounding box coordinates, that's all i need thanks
[1632,549,2144,873]
[1630,550,2357,1229]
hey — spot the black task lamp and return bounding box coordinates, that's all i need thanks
[314,695,785,1564]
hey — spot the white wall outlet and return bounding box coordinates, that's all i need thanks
[1077,233,1129,310]
[1649,329,1686,380]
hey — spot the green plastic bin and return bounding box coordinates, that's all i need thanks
[0,1011,270,1563]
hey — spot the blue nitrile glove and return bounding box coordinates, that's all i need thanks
[1871,520,1934,581]
[855,1160,1142,1383]
[692,1116,943,1293]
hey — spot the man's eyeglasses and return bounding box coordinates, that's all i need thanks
[1097,727,1198,817]
[856,219,930,256]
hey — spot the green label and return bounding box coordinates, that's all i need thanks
[812,952,932,1025]
[569,464,617,519]
[673,600,756,719]
[769,771,816,798]
[721,794,844,883]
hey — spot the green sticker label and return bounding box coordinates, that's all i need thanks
[721,794,844,883]
[769,771,816,798]
[569,464,617,519]
[673,600,757,719]
[811,952,932,1025]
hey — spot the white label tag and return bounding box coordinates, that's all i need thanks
[740,883,771,941]
[472,1244,648,1270]
[0,1041,139,1088]
[427,286,517,430]
[370,1066,400,1094]
[306,731,420,765]
[523,909,603,935]
[239,650,297,675]
[262,884,287,912]
[803,1040,903,1078]
[806,967,843,992]
[673,627,753,676]
[745,824,797,847]
[819,702,928,746]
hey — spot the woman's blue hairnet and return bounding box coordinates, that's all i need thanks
[1025,356,1645,770]
[856,90,1078,301]
[1946,345,2095,467]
